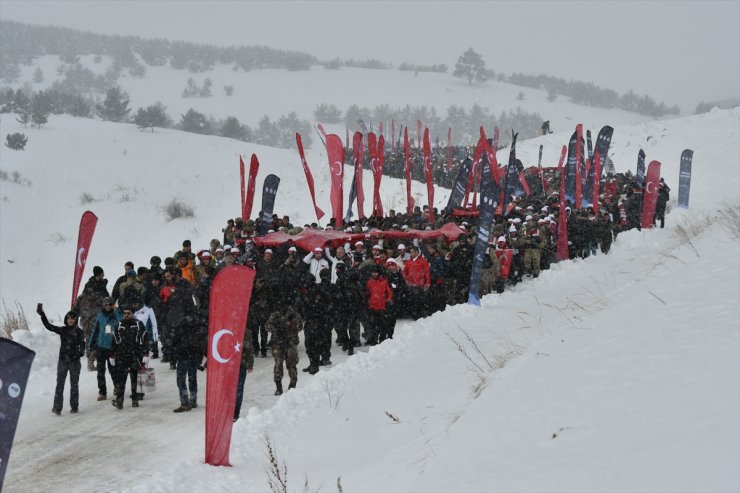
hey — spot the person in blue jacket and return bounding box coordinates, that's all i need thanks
[36,303,85,415]
[88,296,122,401]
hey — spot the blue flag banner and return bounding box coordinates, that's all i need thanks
[678,149,693,208]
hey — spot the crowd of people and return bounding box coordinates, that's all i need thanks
[39,170,670,421]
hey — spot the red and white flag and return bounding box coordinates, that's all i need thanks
[326,134,345,228]
[352,132,366,220]
[71,211,98,308]
[641,160,662,229]
[575,124,583,209]
[423,128,434,222]
[404,127,413,215]
[369,132,384,217]
[244,154,260,220]
[239,156,246,220]
[205,265,255,466]
[296,133,325,221]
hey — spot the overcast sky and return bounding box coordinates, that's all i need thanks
[2,0,738,111]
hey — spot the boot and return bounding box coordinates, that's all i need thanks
[97,393,107,401]
[274,382,283,396]
[112,398,123,410]
[348,347,354,356]
[288,380,296,390]
[308,366,319,375]
[173,405,191,413]
[132,400,139,408]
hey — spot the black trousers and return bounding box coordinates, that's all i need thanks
[112,361,138,402]
[53,358,81,412]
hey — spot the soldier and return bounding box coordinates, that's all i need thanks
[74,265,109,371]
[522,216,546,277]
[265,308,303,396]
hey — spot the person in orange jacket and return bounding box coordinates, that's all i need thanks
[402,245,431,319]
[365,266,392,346]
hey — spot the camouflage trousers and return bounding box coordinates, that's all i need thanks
[272,345,298,385]
[523,249,541,277]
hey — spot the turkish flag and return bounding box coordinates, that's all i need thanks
[326,134,345,228]
[239,156,246,220]
[641,160,662,229]
[296,133,325,221]
[404,127,414,215]
[494,249,513,279]
[575,124,583,209]
[205,265,255,466]
[423,128,434,222]
[71,211,98,308]
[244,154,260,220]
[352,132,365,220]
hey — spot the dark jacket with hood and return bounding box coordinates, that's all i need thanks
[40,311,85,361]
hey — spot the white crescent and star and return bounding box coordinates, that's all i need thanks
[331,161,343,177]
[211,329,241,364]
[646,182,656,194]
[77,247,86,268]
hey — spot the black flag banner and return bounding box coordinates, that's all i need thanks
[678,149,693,208]
[594,125,614,178]
[636,149,647,188]
[259,174,281,236]
[468,151,498,305]
[444,158,472,214]
[0,339,35,489]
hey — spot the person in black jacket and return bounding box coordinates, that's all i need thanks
[110,306,148,409]
[37,304,85,415]
[168,270,201,413]
[654,178,671,228]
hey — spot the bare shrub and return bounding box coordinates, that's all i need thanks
[1,300,29,339]
[47,232,69,245]
[0,169,32,186]
[79,192,96,204]
[322,380,344,410]
[265,434,289,493]
[717,201,740,238]
[162,197,195,221]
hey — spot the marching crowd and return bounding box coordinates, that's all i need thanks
[38,172,670,421]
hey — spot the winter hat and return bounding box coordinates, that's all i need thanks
[223,244,233,251]
[525,215,533,221]
[541,206,549,212]
[397,244,406,250]
[509,225,517,233]
[288,246,297,252]
[215,247,224,253]
[355,241,364,247]
[201,251,211,257]
[314,247,323,252]
[126,269,137,277]
[372,244,381,250]
[386,258,398,265]
[183,240,191,247]
[102,297,115,306]
[230,247,240,254]
[497,236,507,243]
[93,266,104,276]
[267,229,275,234]
[264,249,273,254]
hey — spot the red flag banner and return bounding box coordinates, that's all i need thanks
[423,128,434,222]
[71,211,98,308]
[352,132,366,220]
[244,154,260,220]
[205,265,255,466]
[326,134,345,228]
[575,124,583,209]
[296,133,325,221]
[417,119,422,149]
[592,150,602,216]
[391,119,396,149]
[557,149,569,261]
[641,160,662,229]
[379,121,384,139]
[317,123,327,140]
[404,127,414,215]
[373,135,385,217]
[369,132,384,217]
[239,156,246,221]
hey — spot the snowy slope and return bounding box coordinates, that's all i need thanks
[0,108,738,492]
[14,54,654,137]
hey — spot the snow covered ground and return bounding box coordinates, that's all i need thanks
[0,107,738,492]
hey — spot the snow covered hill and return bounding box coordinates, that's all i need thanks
[0,108,738,492]
[13,54,655,137]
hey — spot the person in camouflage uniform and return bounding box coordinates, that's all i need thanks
[521,217,546,278]
[265,308,303,395]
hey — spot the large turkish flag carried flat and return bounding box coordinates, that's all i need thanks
[71,211,97,308]
[205,265,255,466]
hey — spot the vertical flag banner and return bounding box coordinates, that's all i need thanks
[391,119,396,149]
[205,265,255,467]
[503,132,519,209]
[468,151,497,305]
[258,174,280,235]
[71,211,98,308]
[586,129,594,163]
[423,128,434,222]
[641,160,662,229]
[239,156,246,221]
[678,149,693,208]
[295,133,325,221]
[445,158,473,214]
[447,128,453,172]
[245,154,260,221]
[353,132,366,220]
[575,124,583,209]
[417,119,422,149]
[594,126,613,178]
[369,132,384,218]
[564,131,578,205]
[636,149,646,188]
[326,134,345,228]
[404,127,414,215]
[592,150,602,216]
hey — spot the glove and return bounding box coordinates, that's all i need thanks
[36,303,44,315]
[142,356,150,365]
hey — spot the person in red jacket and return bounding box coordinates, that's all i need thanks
[365,266,392,346]
[402,245,431,319]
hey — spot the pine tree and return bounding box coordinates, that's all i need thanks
[134,107,150,131]
[220,116,246,140]
[97,86,131,122]
[453,48,489,85]
[14,90,31,127]
[30,92,50,127]
[5,133,28,150]
[179,108,209,134]
[33,67,45,84]
[199,78,212,97]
